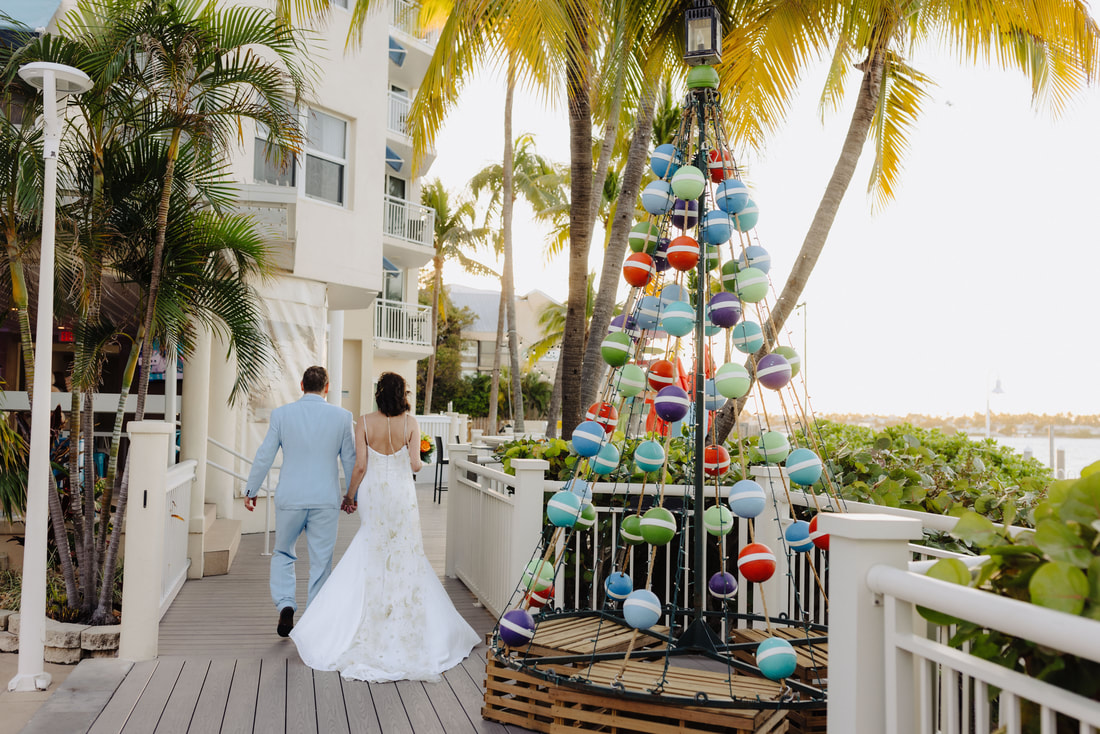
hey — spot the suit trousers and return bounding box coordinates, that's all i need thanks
[270,507,340,611]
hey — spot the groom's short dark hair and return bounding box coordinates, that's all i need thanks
[302,365,328,393]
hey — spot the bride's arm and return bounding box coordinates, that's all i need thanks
[407,415,424,474]
[346,417,368,501]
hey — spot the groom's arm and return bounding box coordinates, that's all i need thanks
[338,413,356,492]
[244,409,282,511]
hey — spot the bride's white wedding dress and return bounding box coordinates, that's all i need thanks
[290,443,480,682]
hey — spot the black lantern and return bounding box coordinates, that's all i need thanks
[684,0,722,66]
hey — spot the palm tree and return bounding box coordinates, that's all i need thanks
[420,178,493,413]
[711,0,1100,440]
[471,133,566,433]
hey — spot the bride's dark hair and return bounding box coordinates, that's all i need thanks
[375,372,410,417]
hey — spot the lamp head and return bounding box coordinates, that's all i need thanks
[683,0,722,66]
[992,378,1005,395]
[18,62,92,96]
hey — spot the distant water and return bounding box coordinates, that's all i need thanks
[991,435,1100,479]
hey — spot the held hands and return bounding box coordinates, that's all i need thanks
[341,495,357,514]
[244,496,257,512]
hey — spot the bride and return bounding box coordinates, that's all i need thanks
[290,372,479,681]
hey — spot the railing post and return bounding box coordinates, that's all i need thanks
[820,513,922,734]
[509,459,549,611]
[750,465,792,620]
[445,444,472,578]
[118,421,173,662]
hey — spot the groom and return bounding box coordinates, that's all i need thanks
[244,365,357,636]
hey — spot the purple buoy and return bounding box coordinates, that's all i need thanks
[670,199,698,230]
[499,608,536,647]
[708,292,742,328]
[708,571,738,599]
[654,385,690,422]
[609,313,639,339]
[653,237,671,272]
[756,353,792,390]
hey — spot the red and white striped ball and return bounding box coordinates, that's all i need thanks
[666,236,700,272]
[585,401,619,434]
[703,444,731,476]
[526,584,554,609]
[622,252,654,288]
[707,148,735,183]
[646,359,677,391]
[809,514,830,551]
[738,543,777,583]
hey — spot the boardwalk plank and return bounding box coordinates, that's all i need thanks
[121,658,185,734]
[285,661,318,734]
[313,671,351,734]
[89,660,159,734]
[395,680,445,734]
[441,666,509,734]
[253,658,287,734]
[186,659,234,733]
[421,677,476,734]
[369,682,413,734]
[154,659,209,734]
[220,660,260,734]
[340,677,382,734]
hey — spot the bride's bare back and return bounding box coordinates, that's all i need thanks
[345,411,422,503]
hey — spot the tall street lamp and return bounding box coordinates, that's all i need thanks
[8,62,92,693]
[985,375,1005,440]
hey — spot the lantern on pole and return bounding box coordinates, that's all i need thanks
[684,0,722,66]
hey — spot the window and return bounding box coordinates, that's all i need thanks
[254,119,297,187]
[305,109,347,205]
[331,0,348,7]
[386,174,407,200]
[383,267,404,302]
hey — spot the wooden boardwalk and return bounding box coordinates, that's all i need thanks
[23,483,533,734]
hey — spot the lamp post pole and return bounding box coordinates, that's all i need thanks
[985,375,1005,440]
[9,62,91,693]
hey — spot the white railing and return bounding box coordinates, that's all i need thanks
[383,194,434,249]
[390,0,440,45]
[206,436,276,556]
[388,91,410,137]
[826,513,1100,734]
[374,297,432,347]
[161,459,197,616]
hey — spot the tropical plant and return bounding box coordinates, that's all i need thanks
[420,178,492,412]
[471,133,566,434]
[711,0,1100,441]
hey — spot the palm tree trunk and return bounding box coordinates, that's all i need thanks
[423,257,442,412]
[559,26,595,439]
[67,387,85,576]
[96,334,139,562]
[579,83,657,410]
[713,49,885,441]
[502,59,525,433]
[487,289,506,432]
[81,392,96,615]
[6,242,79,605]
[544,354,565,439]
[586,24,629,231]
[96,129,180,622]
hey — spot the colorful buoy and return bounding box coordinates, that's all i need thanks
[546,491,582,527]
[653,385,690,422]
[633,440,665,473]
[728,479,766,518]
[640,506,677,545]
[623,589,662,629]
[703,444,731,476]
[703,504,734,536]
[714,362,752,399]
[756,637,798,680]
[600,331,632,367]
[622,252,654,288]
[671,165,706,200]
[785,448,822,486]
[731,321,764,354]
[738,542,777,583]
[756,353,792,390]
[708,571,739,599]
[499,608,536,647]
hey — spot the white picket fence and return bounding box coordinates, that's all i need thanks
[445,441,1100,734]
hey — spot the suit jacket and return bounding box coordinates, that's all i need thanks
[244,394,356,510]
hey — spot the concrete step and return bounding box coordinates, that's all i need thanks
[203,503,216,534]
[203,518,241,577]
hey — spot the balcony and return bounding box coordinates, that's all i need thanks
[373,298,434,359]
[390,0,440,47]
[382,194,434,268]
[388,91,411,137]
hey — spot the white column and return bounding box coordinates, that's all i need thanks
[750,465,793,620]
[510,458,550,607]
[118,422,173,662]
[180,327,212,579]
[163,351,177,465]
[205,333,236,517]
[327,309,344,407]
[444,444,471,579]
[821,513,922,734]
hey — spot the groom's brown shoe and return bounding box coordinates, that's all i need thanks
[277,606,294,637]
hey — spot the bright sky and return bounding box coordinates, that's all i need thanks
[427,50,1100,419]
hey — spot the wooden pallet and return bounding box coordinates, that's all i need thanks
[729,627,828,734]
[516,615,669,658]
[484,656,793,734]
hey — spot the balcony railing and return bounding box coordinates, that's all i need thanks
[383,194,434,249]
[374,298,432,347]
[388,91,410,137]
[391,0,440,46]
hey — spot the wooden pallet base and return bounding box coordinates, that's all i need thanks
[730,627,828,734]
[484,656,792,734]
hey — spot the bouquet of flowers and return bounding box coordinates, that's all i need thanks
[420,433,434,463]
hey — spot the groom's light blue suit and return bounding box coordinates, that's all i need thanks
[244,393,356,611]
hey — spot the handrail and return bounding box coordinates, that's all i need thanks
[867,564,1100,665]
[166,459,197,492]
[206,436,274,556]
